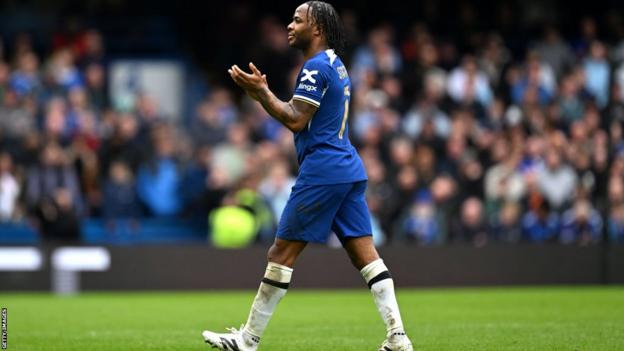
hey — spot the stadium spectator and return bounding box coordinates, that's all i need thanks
[211,122,253,186]
[136,124,182,216]
[556,70,589,123]
[451,197,488,246]
[438,131,466,178]
[83,62,107,111]
[401,30,446,110]
[258,160,295,224]
[71,126,101,214]
[66,87,100,148]
[537,148,578,211]
[399,189,439,245]
[25,141,84,216]
[45,47,82,92]
[583,41,610,108]
[178,145,211,219]
[478,33,511,88]
[135,93,166,135]
[446,54,493,108]
[490,201,522,243]
[387,135,413,173]
[189,92,229,147]
[364,155,395,238]
[0,66,36,147]
[10,51,41,98]
[571,17,598,58]
[559,199,603,245]
[35,188,81,243]
[484,149,525,220]
[351,24,402,87]
[533,25,574,79]
[457,149,485,200]
[99,113,144,174]
[510,52,554,106]
[352,89,388,143]
[590,134,609,205]
[102,160,142,219]
[0,61,9,103]
[388,164,419,232]
[204,165,229,214]
[606,80,624,132]
[608,203,624,243]
[521,200,559,243]
[429,174,458,243]
[519,135,545,175]
[413,144,437,190]
[0,152,20,221]
[402,72,451,140]
[76,29,106,67]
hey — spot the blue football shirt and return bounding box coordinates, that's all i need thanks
[291,49,367,185]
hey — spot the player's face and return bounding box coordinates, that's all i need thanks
[287,4,317,50]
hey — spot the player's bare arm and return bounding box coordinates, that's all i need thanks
[228,62,317,133]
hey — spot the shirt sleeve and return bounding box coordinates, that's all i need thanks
[292,59,329,108]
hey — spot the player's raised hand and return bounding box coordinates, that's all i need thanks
[248,62,267,84]
[228,62,267,101]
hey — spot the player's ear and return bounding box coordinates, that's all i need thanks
[313,24,321,37]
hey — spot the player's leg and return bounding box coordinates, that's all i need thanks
[203,238,306,351]
[240,238,306,339]
[334,181,413,351]
[267,237,307,267]
[344,237,412,347]
[342,234,379,270]
[238,183,348,344]
[203,183,345,350]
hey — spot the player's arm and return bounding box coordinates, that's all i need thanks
[229,63,316,133]
[254,89,317,133]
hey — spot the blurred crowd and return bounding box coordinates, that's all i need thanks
[2,13,624,246]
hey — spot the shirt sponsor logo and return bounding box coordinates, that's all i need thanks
[301,69,318,83]
[298,83,318,92]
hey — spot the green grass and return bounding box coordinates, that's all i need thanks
[1,286,623,350]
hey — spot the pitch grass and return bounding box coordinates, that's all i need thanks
[1,286,623,350]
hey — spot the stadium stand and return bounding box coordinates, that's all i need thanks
[1,0,624,247]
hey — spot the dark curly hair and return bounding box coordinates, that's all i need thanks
[305,1,345,55]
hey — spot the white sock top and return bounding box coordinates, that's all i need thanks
[360,258,388,284]
[265,262,293,283]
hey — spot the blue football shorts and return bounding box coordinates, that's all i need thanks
[276,180,373,244]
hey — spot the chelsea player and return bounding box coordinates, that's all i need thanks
[203,2,413,350]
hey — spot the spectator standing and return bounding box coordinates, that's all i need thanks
[136,125,182,216]
[583,41,611,108]
[537,148,578,211]
[0,152,20,221]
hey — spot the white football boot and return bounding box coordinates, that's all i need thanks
[378,331,413,351]
[202,325,259,351]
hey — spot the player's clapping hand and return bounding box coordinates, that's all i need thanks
[228,62,268,101]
